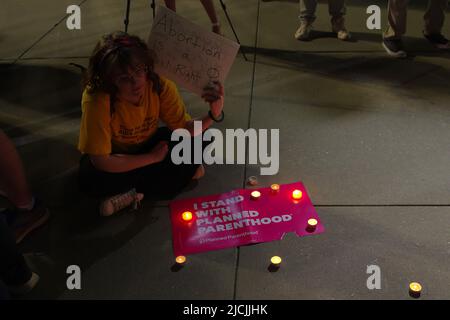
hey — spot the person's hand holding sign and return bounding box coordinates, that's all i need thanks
[202,81,224,123]
[185,81,225,137]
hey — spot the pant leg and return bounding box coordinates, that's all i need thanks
[424,0,447,35]
[78,154,138,197]
[384,0,409,39]
[138,126,215,198]
[134,127,211,199]
[0,214,31,287]
[132,156,199,199]
[328,0,346,18]
[78,127,177,197]
[78,127,203,199]
[299,0,318,23]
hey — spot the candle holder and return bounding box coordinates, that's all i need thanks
[171,256,187,272]
[409,282,422,298]
[268,256,282,272]
[306,218,318,233]
[270,184,280,194]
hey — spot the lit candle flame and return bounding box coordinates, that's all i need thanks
[182,211,193,222]
[271,184,280,193]
[271,256,282,265]
[175,256,186,264]
[292,189,303,200]
[409,282,422,292]
[251,190,261,200]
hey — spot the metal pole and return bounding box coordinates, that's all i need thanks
[151,0,156,18]
[124,0,131,32]
[218,0,248,61]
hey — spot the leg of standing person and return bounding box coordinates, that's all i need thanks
[164,0,176,11]
[382,0,409,58]
[295,0,317,40]
[200,0,222,35]
[0,214,39,296]
[329,0,350,40]
[423,0,449,49]
[0,130,49,244]
[0,130,32,208]
[164,0,222,35]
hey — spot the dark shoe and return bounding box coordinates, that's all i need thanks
[2,199,50,244]
[424,32,449,49]
[8,272,40,295]
[382,38,407,58]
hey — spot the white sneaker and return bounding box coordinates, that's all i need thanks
[99,189,144,217]
[332,17,351,41]
[337,29,351,41]
[294,21,313,41]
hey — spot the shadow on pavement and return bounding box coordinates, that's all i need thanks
[242,45,450,92]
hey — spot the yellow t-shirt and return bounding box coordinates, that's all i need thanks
[78,77,191,155]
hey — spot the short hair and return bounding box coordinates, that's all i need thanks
[83,31,162,97]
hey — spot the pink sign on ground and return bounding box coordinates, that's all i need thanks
[169,181,324,256]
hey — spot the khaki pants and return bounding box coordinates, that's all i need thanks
[299,0,346,22]
[384,0,448,39]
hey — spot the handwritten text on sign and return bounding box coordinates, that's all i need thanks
[147,6,240,96]
[170,182,324,256]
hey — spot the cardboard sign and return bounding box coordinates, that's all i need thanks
[170,182,324,256]
[147,5,240,96]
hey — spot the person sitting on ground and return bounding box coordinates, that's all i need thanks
[0,129,49,297]
[294,0,351,41]
[383,0,449,58]
[164,0,223,35]
[78,31,224,216]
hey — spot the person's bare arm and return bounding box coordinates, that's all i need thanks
[200,0,220,25]
[185,114,215,136]
[185,81,224,136]
[89,141,168,173]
